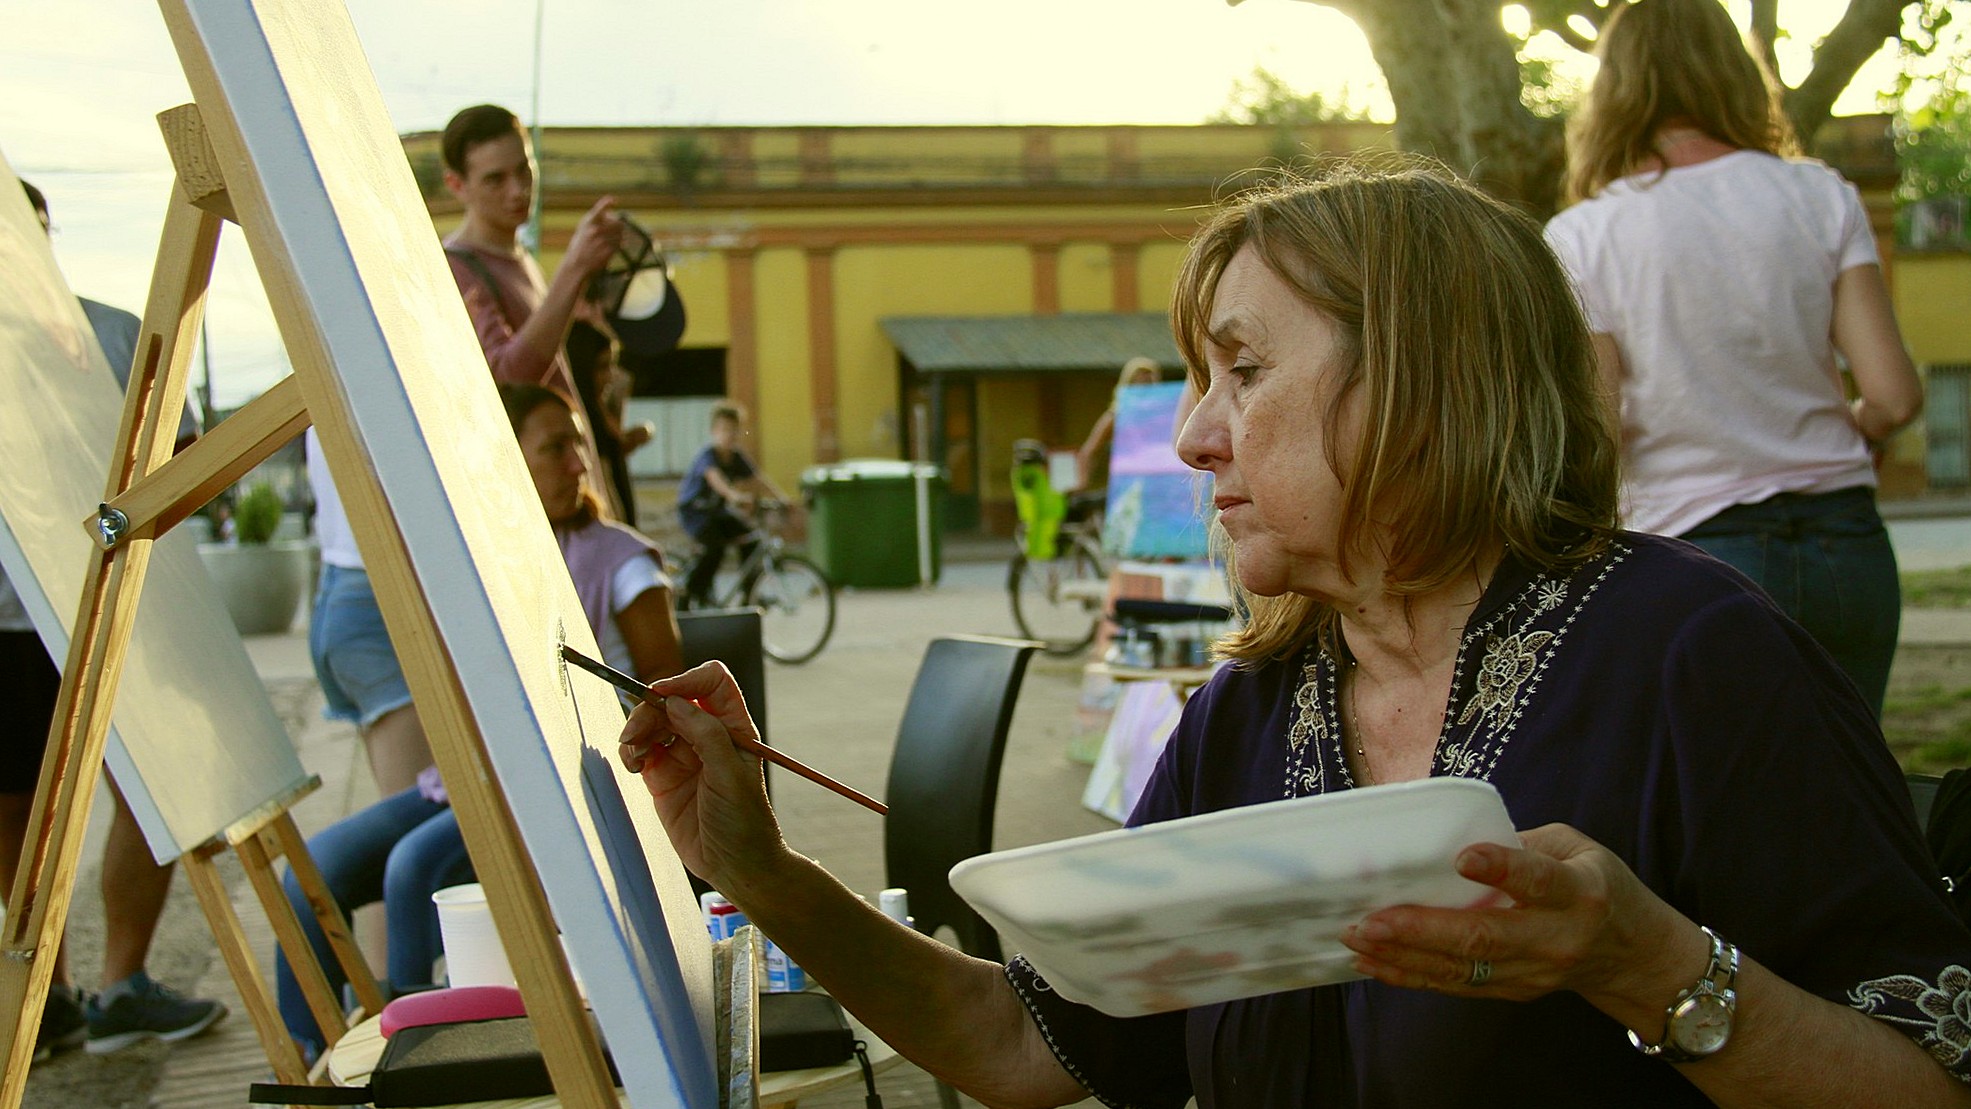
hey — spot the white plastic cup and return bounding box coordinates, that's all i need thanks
[432,883,516,988]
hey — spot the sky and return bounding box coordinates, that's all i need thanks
[2,0,1903,413]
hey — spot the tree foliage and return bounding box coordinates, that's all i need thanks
[1211,66,1375,127]
[1885,2,1971,204]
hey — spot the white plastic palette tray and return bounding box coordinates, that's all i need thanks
[951,777,1517,1017]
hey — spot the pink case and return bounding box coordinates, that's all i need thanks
[378,985,526,1038]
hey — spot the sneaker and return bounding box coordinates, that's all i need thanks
[31,985,88,1064]
[84,971,227,1054]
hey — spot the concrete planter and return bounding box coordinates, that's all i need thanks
[198,539,315,636]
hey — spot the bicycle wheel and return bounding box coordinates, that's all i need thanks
[1009,533,1107,656]
[748,554,836,664]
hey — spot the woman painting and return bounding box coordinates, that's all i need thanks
[1545,0,1923,716]
[619,161,1968,1106]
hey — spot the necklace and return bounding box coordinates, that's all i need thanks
[1345,661,1373,787]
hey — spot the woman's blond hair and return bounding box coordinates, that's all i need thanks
[1564,0,1798,203]
[1171,156,1620,662]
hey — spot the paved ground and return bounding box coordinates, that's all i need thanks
[17,524,1971,1107]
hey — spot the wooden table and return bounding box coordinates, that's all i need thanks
[1086,661,1221,702]
[326,1005,901,1109]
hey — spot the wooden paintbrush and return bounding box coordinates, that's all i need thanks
[559,644,888,816]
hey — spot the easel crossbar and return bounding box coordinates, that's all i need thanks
[90,375,309,545]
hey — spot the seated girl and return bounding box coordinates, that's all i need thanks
[275,382,682,1058]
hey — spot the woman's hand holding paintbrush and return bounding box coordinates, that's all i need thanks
[597,652,877,889]
[565,644,887,814]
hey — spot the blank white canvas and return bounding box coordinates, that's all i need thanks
[0,155,310,863]
[158,2,716,1105]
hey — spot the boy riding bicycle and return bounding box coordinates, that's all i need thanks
[676,401,791,608]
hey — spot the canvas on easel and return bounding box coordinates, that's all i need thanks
[151,1,719,1105]
[1,0,730,1104]
[0,149,390,1093]
[1103,380,1211,560]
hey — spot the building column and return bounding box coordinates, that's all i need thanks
[1031,243,1060,316]
[805,246,840,463]
[1110,241,1141,312]
[724,247,759,432]
[1033,242,1065,444]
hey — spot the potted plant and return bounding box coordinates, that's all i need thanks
[198,480,315,635]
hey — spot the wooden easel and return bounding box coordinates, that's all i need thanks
[9,2,738,1104]
[0,108,393,1103]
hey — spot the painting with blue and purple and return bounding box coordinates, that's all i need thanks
[1104,381,1212,559]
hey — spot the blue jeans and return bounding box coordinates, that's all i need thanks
[1682,486,1900,717]
[276,788,472,1055]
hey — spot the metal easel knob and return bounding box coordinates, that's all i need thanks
[94,504,131,549]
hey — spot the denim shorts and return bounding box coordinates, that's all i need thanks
[309,565,413,727]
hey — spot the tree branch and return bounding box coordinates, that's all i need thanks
[1748,0,1782,78]
[1785,0,1916,144]
[1524,0,1608,54]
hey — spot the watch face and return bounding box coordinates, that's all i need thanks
[1670,993,1733,1057]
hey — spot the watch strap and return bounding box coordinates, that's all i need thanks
[1627,926,1739,1063]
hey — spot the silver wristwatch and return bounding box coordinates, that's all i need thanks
[1627,926,1739,1063]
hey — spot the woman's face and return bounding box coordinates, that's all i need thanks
[1177,243,1364,600]
[518,402,588,522]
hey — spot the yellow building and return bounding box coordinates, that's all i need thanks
[405,115,1964,532]
[1893,247,1971,494]
[405,121,1390,533]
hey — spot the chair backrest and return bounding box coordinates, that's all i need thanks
[883,635,1039,962]
[677,607,768,748]
[677,607,770,900]
[1911,772,1943,831]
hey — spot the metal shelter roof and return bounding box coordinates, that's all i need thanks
[879,313,1182,375]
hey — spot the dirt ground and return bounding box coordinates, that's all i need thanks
[14,690,292,1109]
[1885,642,1971,776]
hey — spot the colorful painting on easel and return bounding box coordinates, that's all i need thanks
[1103,381,1211,559]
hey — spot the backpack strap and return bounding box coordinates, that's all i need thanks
[445,245,513,328]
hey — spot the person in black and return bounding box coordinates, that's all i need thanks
[565,321,650,527]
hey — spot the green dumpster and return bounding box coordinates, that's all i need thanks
[800,460,946,587]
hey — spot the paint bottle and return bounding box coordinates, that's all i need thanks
[763,939,807,993]
[878,887,914,930]
[700,891,748,942]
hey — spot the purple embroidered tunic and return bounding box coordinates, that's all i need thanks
[1008,533,1970,1107]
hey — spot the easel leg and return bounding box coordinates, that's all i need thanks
[182,849,311,1085]
[240,815,387,1049]
[237,828,346,1050]
[0,181,220,1107]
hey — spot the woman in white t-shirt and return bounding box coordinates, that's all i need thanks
[1544,0,1922,715]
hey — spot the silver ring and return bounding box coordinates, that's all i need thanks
[1467,959,1492,987]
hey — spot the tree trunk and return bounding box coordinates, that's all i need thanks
[1322,0,1566,215]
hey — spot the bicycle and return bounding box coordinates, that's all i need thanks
[1008,490,1113,657]
[674,500,837,664]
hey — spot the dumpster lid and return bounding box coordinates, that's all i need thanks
[802,459,944,483]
